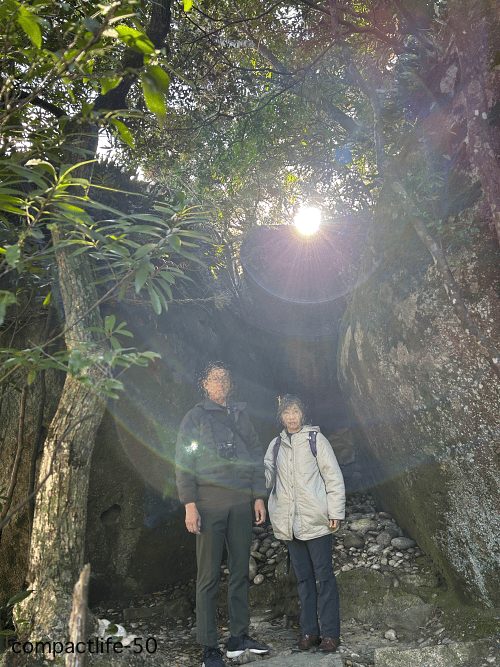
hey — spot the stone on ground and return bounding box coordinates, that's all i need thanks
[252,651,343,667]
[374,638,500,667]
[338,569,436,639]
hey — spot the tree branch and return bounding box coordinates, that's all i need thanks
[94,0,172,111]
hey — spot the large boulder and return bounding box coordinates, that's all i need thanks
[374,638,500,667]
[337,569,436,640]
[338,184,500,607]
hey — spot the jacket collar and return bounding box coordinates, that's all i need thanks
[199,399,247,413]
[280,424,319,442]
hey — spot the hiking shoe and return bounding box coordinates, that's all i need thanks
[291,634,320,652]
[203,646,226,667]
[226,634,270,658]
[317,637,340,652]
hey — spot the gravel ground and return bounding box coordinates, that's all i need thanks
[91,493,455,667]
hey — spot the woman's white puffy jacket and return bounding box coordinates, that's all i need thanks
[264,425,345,542]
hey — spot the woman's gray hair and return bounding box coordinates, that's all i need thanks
[277,394,307,425]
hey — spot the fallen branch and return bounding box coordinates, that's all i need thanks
[66,563,91,667]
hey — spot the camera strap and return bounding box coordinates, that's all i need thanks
[201,406,249,448]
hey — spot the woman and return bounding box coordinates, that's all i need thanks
[264,395,345,653]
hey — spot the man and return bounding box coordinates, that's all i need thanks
[175,362,270,667]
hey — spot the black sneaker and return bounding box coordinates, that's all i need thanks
[203,646,226,667]
[226,634,270,658]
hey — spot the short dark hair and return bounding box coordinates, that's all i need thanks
[197,361,234,397]
[277,394,307,425]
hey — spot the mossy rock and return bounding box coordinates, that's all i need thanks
[337,569,436,639]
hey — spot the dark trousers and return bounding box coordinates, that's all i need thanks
[286,533,340,638]
[196,495,253,646]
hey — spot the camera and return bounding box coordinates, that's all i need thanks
[217,442,238,460]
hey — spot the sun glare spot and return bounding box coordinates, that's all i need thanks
[294,206,321,236]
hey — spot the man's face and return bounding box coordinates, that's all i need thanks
[281,405,304,434]
[203,368,231,405]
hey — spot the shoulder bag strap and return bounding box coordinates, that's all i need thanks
[308,431,317,457]
[272,435,281,495]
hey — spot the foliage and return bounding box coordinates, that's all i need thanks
[0,0,208,398]
[111,0,452,277]
[0,590,32,637]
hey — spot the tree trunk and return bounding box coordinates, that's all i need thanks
[450,0,500,244]
[19,121,106,638]
[17,0,173,632]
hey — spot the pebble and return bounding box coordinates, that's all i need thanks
[367,544,384,554]
[344,533,365,549]
[350,518,378,532]
[253,574,264,585]
[376,531,393,547]
[385,629,398,641]
[391,537,416,550]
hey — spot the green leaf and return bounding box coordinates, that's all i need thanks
[146,65,170,95]
[114,26,155,54]
[114,327,133,338]
[176,246,205,266]
[83,17,101,35]
[16,6,42,49]
[147,283,162,314]
[160,271,176,283]
[27,370,37,385]
[109,118,134,148]
[0,291,17,327]
[99,388,120,399]
[43,293,51,306]
[110,336,122,350]
[134,256,150,293]
[101,76,122,95]
[117,273,134,302]
[155,288,169,313]
[7,590,33,606]
[104,314,116,333]
[5,245,21,267]
[141,73,166,117]
[133,243,157,260]
[168,235,181,251]
[184,0,193,10]
[82,101,94,116]
[156,277,173,300]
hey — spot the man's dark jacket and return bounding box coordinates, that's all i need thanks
[175,400,266,505]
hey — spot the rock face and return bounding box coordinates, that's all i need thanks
[374,638,500,667]
[338,192,500,606]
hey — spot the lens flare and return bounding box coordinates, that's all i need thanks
[294,206,321,236]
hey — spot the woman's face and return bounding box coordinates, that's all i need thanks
[203,368,232,406]
[280,404,304,434]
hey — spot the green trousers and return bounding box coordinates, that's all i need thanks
[195,492,253,646]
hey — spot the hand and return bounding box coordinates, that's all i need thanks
[254,499,266,525]
[330,519,340,531]
[185,503,201,535]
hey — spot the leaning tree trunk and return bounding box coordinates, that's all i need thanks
[19,120,107,639]
[449,0,500,245]
[18,0,172,635]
